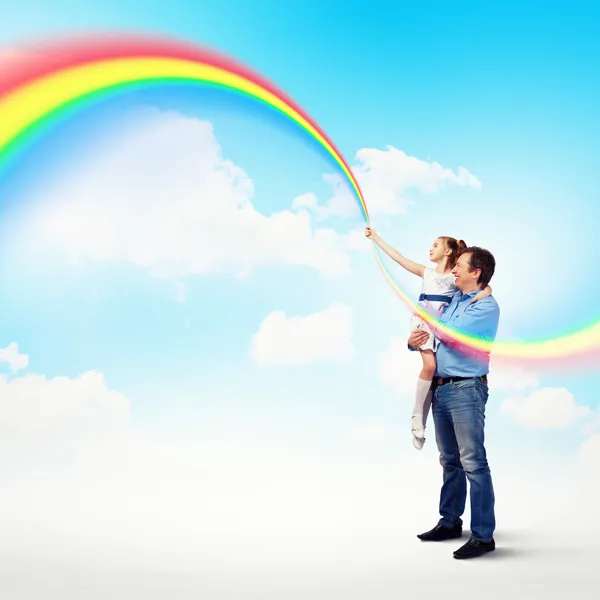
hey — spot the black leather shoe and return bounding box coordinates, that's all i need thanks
[453,537,495,559]
[417,521,463,541]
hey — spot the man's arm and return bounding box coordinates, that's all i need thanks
[434,299,499,346]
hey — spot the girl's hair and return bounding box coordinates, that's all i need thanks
[439,237,467,269]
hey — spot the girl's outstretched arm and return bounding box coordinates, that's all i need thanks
[365,227,426,277]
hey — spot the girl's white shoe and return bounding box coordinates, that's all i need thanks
[411,415,426,450]
[412,430,425,450]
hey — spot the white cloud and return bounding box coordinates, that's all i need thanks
[296,146,482,220]
[347,424,387,448]
[344,227,372,252]
[251,303,354,366]
[578,432,600,473]
[378,336,589,433]
[0,342,29,372]
[488,363,541,392]
[0,348,596,587]
[500,387,592,429]
[575,432,600,503]
[379,336,542,399]
[581,407,600,436]
[0,370,129,438]
[355,146,481,215]
[291,192,322,215]
[380,340,592,435]
[380,336,423,396]
[478,362,593,433]
[0,434,597,598]
[21,108,355,279]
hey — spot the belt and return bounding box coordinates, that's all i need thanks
[433,374,487,387]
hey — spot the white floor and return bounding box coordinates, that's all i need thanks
[0,437,597,599]
[0,526,597,599]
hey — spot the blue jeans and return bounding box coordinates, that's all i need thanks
[432,378,495,542]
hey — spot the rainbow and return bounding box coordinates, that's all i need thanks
[0,34,596,368]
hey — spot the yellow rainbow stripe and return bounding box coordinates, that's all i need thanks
[0,45,596,363]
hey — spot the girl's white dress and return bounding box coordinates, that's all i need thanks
[410,267,456,351]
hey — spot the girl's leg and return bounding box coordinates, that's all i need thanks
[411,350,436,449]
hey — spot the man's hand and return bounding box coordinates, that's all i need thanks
[408,329,429,350]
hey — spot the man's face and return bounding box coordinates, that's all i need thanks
[452,252,480,290]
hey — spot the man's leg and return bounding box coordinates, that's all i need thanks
[432,384,467,528]
[447,379,495,543]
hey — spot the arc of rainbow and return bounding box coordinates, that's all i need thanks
[0,35,597,364]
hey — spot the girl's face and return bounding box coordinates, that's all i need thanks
[429,238,448,262]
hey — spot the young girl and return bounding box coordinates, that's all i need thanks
[364,228,491,450]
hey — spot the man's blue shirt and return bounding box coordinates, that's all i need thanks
[416,289,500,377]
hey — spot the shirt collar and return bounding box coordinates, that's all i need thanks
[458,289,480,301]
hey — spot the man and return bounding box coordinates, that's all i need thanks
[408,246,499,560]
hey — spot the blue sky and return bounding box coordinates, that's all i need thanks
[0,0,598,584]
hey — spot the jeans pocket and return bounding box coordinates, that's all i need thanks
[450,379,476,391]
[475,379,489,392]
[475,380,489,404]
